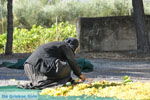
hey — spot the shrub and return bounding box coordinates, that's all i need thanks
[13,0,44,29]
[0,22,77,53]
[2,0,134,30]
[0,1,7,34]
[2,0,150,32]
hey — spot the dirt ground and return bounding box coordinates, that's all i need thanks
[0,52,150,86]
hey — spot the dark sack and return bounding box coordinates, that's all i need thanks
[36,58,71,78]
[35,57,57,74]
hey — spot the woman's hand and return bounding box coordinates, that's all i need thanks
[79,74,86,82]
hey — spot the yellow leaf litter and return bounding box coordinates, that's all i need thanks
[40,81,150,100]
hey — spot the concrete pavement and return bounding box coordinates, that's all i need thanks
[0,58,150,86]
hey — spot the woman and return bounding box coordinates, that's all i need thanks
[21,37,86,89]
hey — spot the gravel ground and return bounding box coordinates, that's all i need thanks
[0,57,150,86]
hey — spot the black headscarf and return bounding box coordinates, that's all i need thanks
[64,38,79,52]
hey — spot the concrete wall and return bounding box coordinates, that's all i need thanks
[77,15,150,52]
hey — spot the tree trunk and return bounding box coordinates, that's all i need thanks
[132,0,150,53]
[5,0,13,55]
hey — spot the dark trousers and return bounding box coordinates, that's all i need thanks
[23,60,72,89]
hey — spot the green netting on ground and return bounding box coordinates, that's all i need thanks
[0,85,40,91]
[39,95,116,100]
[0,86,116,100]
[0,58,94,72]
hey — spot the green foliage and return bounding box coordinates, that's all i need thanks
[1,0,150,32]
[1,0,135,32]
[0,0,150,52]
[1,0,150,33]
[122,75,133,84]
[0,33,6,53]
[13,0,44,29]
[112,0,131,16]
[0,22,77,53]
[0,1,7,34]
[144,1,150,15]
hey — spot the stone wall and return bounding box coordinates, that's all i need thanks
[77,15,150,52]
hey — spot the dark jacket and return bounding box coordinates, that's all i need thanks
[25,41,81,77]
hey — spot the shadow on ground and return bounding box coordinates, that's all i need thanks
[0,58,150,85]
